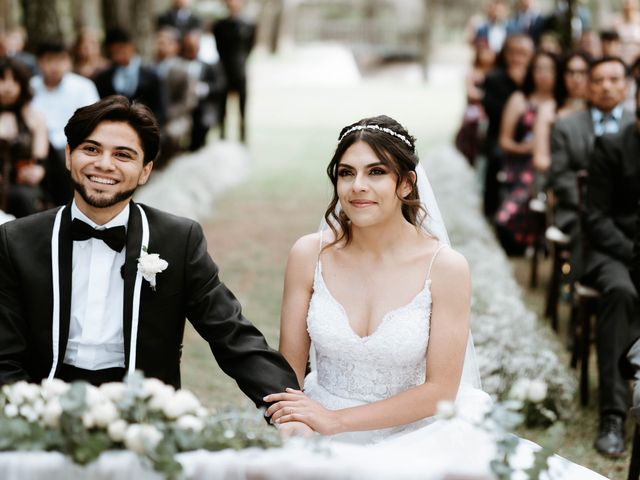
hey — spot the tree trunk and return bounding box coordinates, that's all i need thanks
[130,0,156,59]
[21,0,65,50]
[101,0,131,31]
[421,0,436,81]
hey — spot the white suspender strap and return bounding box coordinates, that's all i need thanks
[47,206,65,380]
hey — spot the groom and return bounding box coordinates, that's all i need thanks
[0,95,299,415]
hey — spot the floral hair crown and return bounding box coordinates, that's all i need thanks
[338,124,413,149]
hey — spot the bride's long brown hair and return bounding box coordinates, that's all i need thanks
[324,115,426,249]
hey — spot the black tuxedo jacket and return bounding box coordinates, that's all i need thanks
[0,202,298,409]
[94,65,167,125]
[584,124,640,275]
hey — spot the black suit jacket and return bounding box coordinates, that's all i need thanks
[156,8,202,34]
[584,123,640,275]
[0,202,298,409]
[94,65,167,125]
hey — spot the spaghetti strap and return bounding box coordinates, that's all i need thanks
[426,243,448,280]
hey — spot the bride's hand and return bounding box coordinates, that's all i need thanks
[264,388,342,435]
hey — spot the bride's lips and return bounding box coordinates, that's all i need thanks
[350,200,376,208]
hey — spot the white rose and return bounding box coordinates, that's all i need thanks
[82,411,95,429]
[7,381,38,405]
[435,400,456,419]
[148,384,175,411]
[137,252,168,289]
[143,378,170,398]
[108,419,128,442]
[162,390,201,419]
[43,399,63,428]
[19,404,38,422]
[40,379,70,399]
[90,401,119,428]
[196,406,210,418]
[176,414,204,433]
[85,385,106,406]
[99,383,125,403]
[527,379,548,403]
[124,424,163,454]
[31,398,45,416]
[508,379,531,402]
[4,404,18,418]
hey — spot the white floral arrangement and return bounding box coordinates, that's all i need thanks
[0,372,281,478]
[436,377,563,480]
[424,146,577,421]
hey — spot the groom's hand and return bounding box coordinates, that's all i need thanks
[277,421,315,438]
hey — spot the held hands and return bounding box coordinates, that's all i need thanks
[264,388,342,436]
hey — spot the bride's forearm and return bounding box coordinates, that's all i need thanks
[333,383,456,434]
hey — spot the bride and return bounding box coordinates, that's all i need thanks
[264,116,605,478]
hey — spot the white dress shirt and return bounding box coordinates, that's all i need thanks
[64,202,129,370]
[30,73,100,150]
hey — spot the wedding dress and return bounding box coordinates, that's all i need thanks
[302,247,607,479]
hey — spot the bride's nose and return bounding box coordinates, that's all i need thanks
[352,172,368,191]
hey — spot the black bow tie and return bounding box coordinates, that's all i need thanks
[71,218,127,253]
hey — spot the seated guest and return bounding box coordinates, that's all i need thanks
[0,27,37,76]
[0,58,48,217]
[600,29,623,59]
[481,33,534,219]
[582,83,640,456]
[532,50,590,174]
[495,50,561,255]
[549,56,632,284]
[506,0,547,44]
[95,27,166,125]
[31,41,100,206]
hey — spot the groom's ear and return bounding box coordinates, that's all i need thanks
[64,144,71,171]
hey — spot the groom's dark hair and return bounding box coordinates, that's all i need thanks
[64,95,160,164]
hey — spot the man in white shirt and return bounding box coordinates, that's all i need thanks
[31,42,99,205]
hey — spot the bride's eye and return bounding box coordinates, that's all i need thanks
[337,169,353,177]
[370,168,387,175]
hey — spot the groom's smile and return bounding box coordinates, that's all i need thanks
[66,120,153,224]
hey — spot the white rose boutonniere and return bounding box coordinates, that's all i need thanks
[137,248,168,291]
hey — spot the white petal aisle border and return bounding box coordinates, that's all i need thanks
[422,145,576,419]
[134,141,251,220]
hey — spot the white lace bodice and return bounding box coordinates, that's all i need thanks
[303,245,446,443]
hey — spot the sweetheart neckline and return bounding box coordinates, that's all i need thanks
[315,269,431,341]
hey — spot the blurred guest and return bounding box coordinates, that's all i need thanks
[538,32,562,55]
[95,27,166,125]
[182,28,226,151]
[481,34,534,218]
[581,84,640,456]
[471,0,509,53]
[0,27,37,76]
[0,58,48,217]
[213,0,256,142]
[611,0,640,66]
[31,41,99,205]
[600,29,623,59]
[549,57,632,284]
[71,28,108,80]
[495,50,561,254]
[506,0,547,44]
[533,51,590,173]
[157,0,202,37]
[455,39,495,164]
[154,26,196,164]
[579,30,603,59]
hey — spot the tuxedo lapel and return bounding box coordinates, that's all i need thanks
[123,201,143,367]
[56,205,73,370]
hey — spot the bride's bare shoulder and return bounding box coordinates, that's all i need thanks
[430,245,470,287]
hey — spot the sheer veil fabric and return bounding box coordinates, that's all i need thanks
[316,161,482,391]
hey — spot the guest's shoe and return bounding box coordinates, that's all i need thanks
[594,414,625,457]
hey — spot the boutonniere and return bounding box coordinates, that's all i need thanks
[137,247,168,291]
